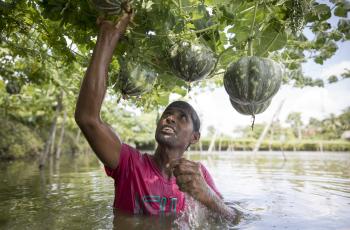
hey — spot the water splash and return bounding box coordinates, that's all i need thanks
[172,194,245,229]
[173,193,209,229]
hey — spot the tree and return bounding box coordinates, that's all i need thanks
[2,0,350,110]
[286,112,303,140]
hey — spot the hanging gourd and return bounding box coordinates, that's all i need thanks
[169,41,217,84]
[114,59,158,98]
[229,98,272,129]
[224,56,283,105]
[224,56,283,129]
[5,80,21,95]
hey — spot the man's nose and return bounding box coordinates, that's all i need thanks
[165,115,176,124]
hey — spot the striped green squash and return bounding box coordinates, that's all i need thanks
[115,59,158,97]
[170,41,217,82]
[224,56,283,105]
[229,98,271,116]
[89,0,127,15]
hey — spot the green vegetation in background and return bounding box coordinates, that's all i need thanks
[1,0,350,159]
[0,117,43,160]
[1,0,350,110]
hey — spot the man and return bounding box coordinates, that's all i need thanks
[74,8,236,219]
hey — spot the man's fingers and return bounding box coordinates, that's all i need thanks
[176,175,192,184]
[96,16,104,26]
[169,158,185,169]
[176,180,192,193]
[172,162,201,177]
[122,2,133,14]
[115,10,133,29]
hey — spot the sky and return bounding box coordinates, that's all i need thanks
[186,41,350,137]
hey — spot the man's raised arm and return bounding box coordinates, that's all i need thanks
[74,12,133,170]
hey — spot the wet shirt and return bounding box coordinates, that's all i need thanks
[105,144,221,215]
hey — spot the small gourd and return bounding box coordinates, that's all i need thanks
[115,59,158,98]
[169,41,217,83]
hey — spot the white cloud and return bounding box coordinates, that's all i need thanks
[321,61,350,78]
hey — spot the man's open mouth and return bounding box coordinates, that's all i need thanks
[161,126,175,134]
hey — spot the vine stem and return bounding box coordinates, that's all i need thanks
[130,23,219,38]
[248,1,259,56]
[207,47,233,78]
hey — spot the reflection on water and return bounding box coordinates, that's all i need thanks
[0,151,349,229]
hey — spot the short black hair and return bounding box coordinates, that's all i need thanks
[164,101,200,132]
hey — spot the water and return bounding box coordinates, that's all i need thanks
[0,151,349,230]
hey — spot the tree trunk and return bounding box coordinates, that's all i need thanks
[208,131,217,153]
[55,109,67,160]
[269,129,273,151]
[297,124,302,141]
[72,129,81,156]
[253,99,285,154]
[39,113,58,169]
[50,92,63,155]
[49,120,58,155]
[39,93,62,169]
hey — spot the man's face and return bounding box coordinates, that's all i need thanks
[155,107,200,149]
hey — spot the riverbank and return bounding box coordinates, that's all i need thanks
[135,138,350,152]
[1,117,349,161]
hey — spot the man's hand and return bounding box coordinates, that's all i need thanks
[170,158,237,220]
[170,158,211,203]
[96,9,134,54]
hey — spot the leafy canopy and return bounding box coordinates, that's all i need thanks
[1,0,350,110]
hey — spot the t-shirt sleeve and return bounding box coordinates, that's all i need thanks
[200,164,223,199]
[104,143,141,181]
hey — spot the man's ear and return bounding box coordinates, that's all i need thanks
[190,131,201,145]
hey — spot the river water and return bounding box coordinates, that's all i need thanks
[0,151,349,230]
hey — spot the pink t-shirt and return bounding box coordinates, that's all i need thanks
[105,144,221,215]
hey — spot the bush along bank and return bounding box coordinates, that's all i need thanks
[0,116,90,161]
[0,117,43,160]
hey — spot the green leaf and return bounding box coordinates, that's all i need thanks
[328,75,339,83]
[338,19,350,39]
[334,1,350,17]
[255,20,287,57]
[314,4,332,21]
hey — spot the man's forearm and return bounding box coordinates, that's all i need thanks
[75,39,114,122]
[75,13,131,123]
[199,187,237,220]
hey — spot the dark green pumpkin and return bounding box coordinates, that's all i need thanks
[6,80,21,95]
[170,41,217,82]
[224,56,283,105]
[115,59,157,97]
[89,0,127,15]
[229,98,271,116]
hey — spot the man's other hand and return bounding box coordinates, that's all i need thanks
[170,158,212,203]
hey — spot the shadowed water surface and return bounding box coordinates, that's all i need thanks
[0,151,349,229]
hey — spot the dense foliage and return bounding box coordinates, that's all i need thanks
[1,0,350,158]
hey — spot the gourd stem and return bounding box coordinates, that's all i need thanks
[248,1,259,56]
[251,114,255,131]
[117,94,122,103]
[130,23,219,38]
[208,47,233,77]
[187,82,191,94]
